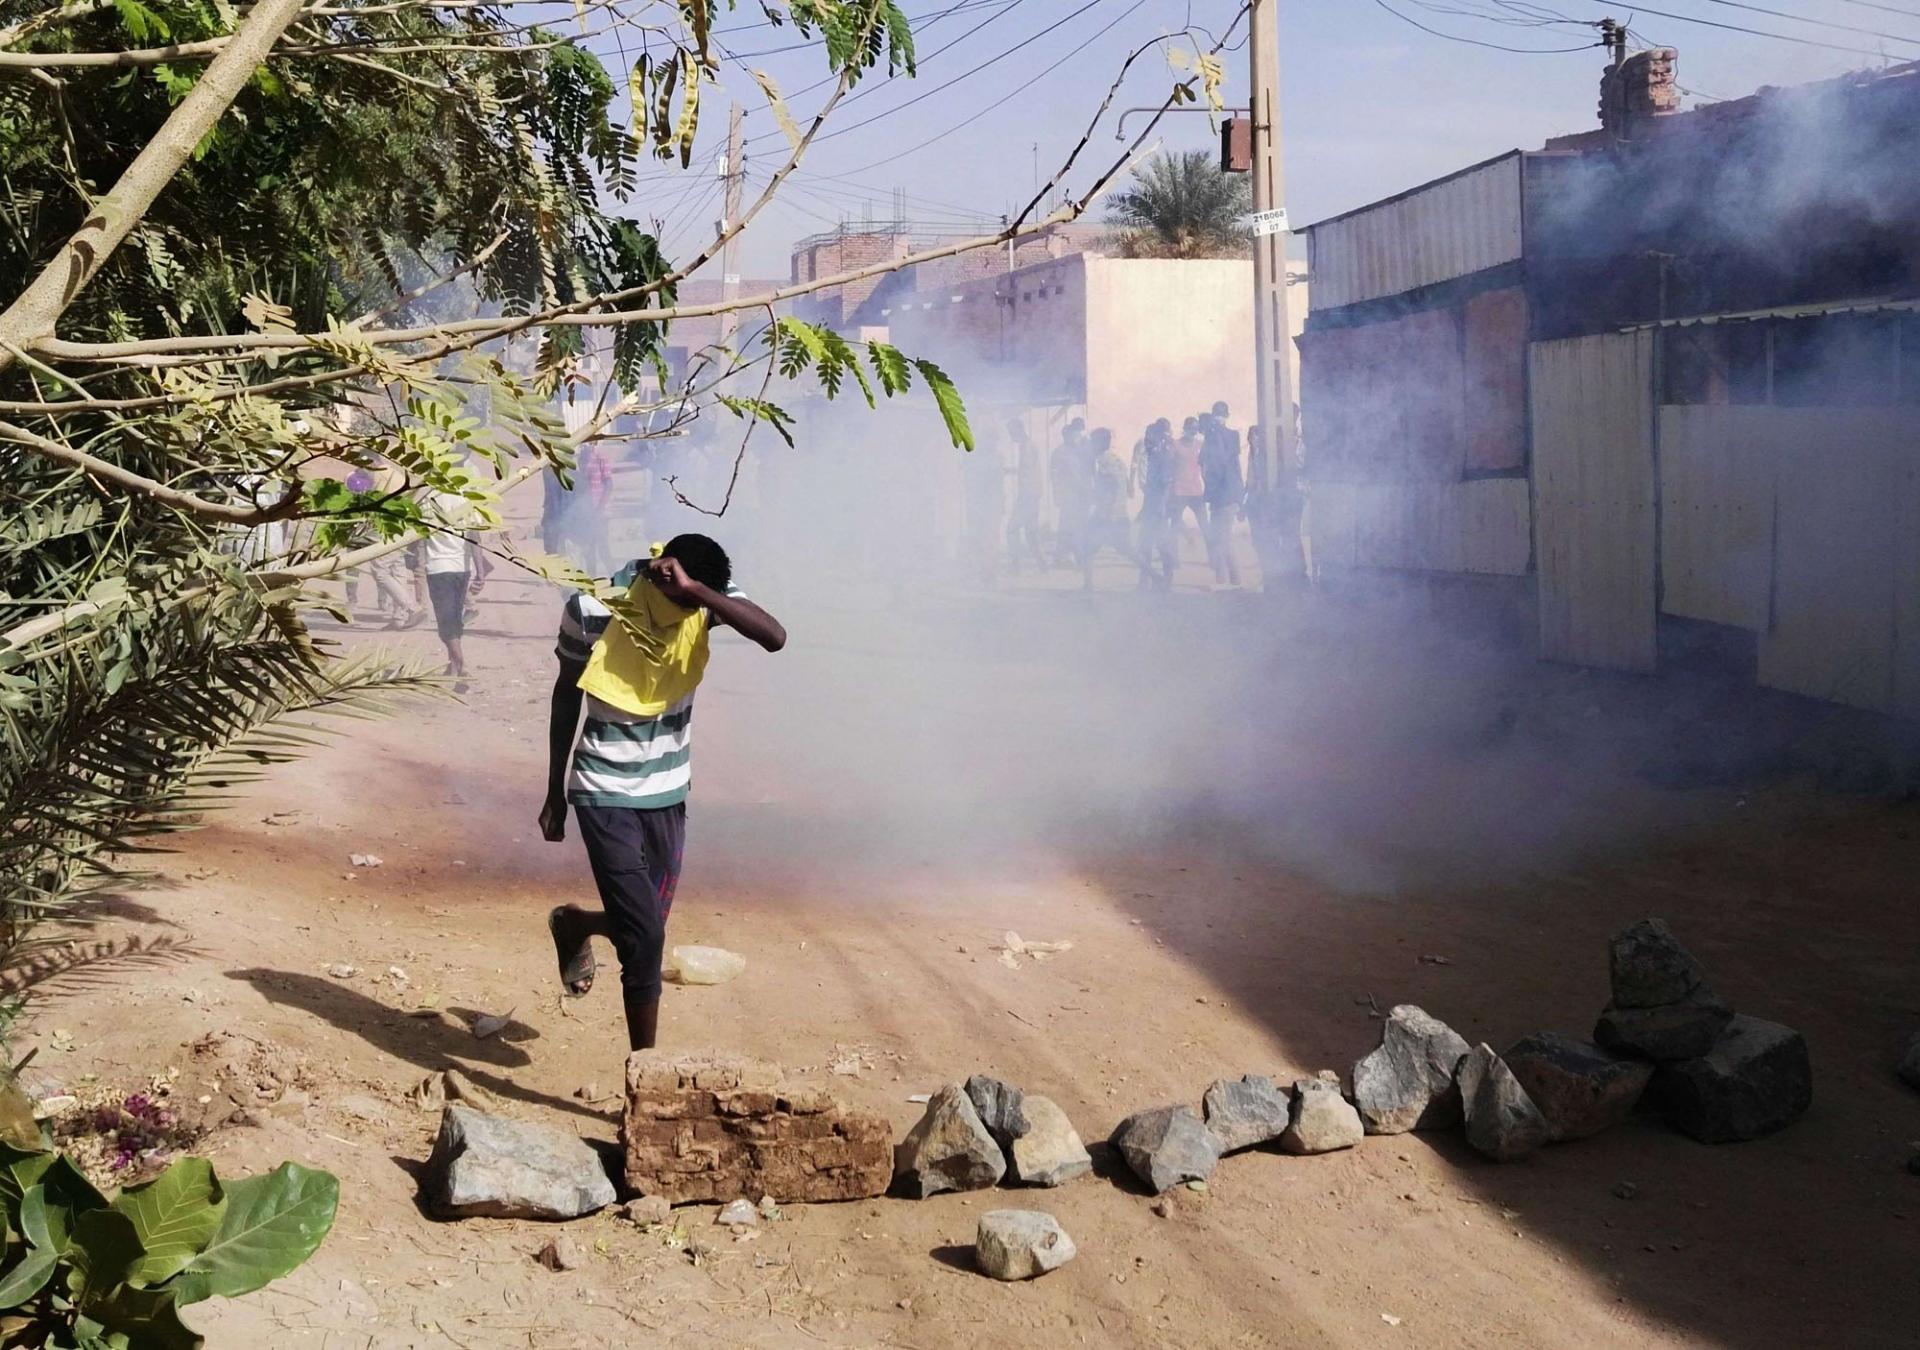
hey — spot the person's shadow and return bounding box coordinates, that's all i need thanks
[225,968,605,1124]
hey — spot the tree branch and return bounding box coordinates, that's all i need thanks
[0,417,303,523]
[0,0,309,368]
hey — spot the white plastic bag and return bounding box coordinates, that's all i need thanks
[663,944,746,986]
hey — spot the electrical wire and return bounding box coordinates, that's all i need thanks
[1834,0,1920,22]
[1599,2,1910,56]
[1692,0,1920,47]
[1370,0,1604,50]
[739,0,1025,147]
[822,0,1151,176]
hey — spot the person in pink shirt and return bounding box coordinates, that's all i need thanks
[1168,415,1209,546]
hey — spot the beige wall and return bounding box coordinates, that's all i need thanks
[1081,258,1258,445]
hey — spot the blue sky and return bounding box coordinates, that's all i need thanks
[628,0,1917,277]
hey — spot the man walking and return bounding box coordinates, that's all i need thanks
[1200,402,1245,588]
[422,489,491,693]
[540,535,786,1053]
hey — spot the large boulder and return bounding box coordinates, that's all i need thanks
[426,1104,616,1220]
[894,1084,1006,1198]
[1352,1005,1472,1134]
[1456,1044,1550,1162]
[1277,1078,1364,1155]
[1202,1075,1293,1154]
[1608,918,1709,1008]
[1594,989,1734,1063]
[964,1074,1030,1150]
[1008,1095,1091,1187]
[1505,1033,1654,1141]
[1110,1105,1221,1194]
[1655,1015,1812,1143]
[622,1052,891,1203]
[975,1210,1077,1280]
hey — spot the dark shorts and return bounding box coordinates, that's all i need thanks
[575,801,686,1003]
[425,571,468,641]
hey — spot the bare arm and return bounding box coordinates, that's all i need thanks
[540,658,586,841]
[649,557,786,653]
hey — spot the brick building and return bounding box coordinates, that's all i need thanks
[789,221,1109,331]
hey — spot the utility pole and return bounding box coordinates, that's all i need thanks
[717,102,745,355]
[1248,0,1296,520]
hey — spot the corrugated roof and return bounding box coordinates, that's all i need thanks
[1302,153,1525,311]
[1619,296,1920,332]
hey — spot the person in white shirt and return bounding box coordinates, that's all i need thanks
[421,491,491,692]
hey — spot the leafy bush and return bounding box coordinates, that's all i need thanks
[0,1084,336,1349]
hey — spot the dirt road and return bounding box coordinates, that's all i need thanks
[21,539,1920,1348]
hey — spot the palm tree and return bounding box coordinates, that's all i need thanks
[1105,149,1253,259]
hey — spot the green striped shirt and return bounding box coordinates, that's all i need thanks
[556,560,742,809]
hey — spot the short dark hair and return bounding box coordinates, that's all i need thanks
[662,533,731,592]
[1212,400,1229,418]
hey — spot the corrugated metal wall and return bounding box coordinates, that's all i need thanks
[1305,155,1524,311]
[1308,480,1530,576]
[1658,405,1775,632]
[1658,404,1920,715]
[1531,331,1658,672]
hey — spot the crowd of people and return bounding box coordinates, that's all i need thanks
[973,401,1294,591]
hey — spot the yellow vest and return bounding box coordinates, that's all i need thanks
[576,552,712,716]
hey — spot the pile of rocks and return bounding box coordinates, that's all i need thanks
[1345,917,1810,1163]
[1106,1070,1364,1196]
[893,1074,1092,1197]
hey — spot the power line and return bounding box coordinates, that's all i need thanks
[740,0,1025,147]
[1599,1,1911,56]
[1693,0,1920,47]
[822,0,1150,176]
[1834,0,1920,22]
[1371,0,1604,50]
[777,0,1110,149]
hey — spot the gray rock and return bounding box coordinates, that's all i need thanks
[964,1074,1029,1150]
[622,1195,671,1226]
[1609,918,1709,1009]
[893,1084,1006,1198]
[1899,1031,1920,1092]
[1655,1015,1812,1143]
[1109,1105,1221,1194]
[1009,1095,1090,1187]
[1202,1075,1294,1154]
[425,1104,616,1220]
[1277,1078,1364,1155]
[1505,1033,1654,1141]
[974,1209,1076,1280]
[1595,988,1734,1062]
[1352,1005,1471,1134]
[1457,1043,1550,1161]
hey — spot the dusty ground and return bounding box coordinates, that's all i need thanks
[15,509,1920,1348]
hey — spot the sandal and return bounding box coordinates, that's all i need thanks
[548,906,595,997]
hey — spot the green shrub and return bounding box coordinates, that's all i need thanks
[0,1082,336,1348]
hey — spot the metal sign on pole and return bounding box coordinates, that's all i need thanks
[1250,208,1289,238]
